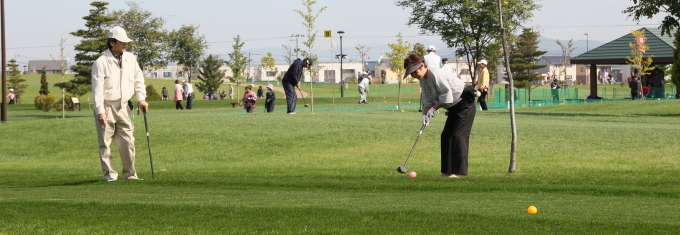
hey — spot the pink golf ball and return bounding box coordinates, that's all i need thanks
[409,171,417,177]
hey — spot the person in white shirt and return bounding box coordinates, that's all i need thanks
[183,80,194,109]
[423,45,442,69]
[91,26,148,181]
[358,72,370,104]
[441,58,456,75]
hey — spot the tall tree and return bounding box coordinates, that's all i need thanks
[55,1,115,97]
[355,44,372,72]
[509,28,547,101]
[411,43,426,57]
[385,33,413,109]
[195,55,225,96]
[7,59,27,104]
[555,39,576,81]
[39,67,49,95]
[226,35,251,101]
[260,52,277,82]
[672,29,680,98]
[168,24,208,83]
[626,29,655,81]
[110,1,169,73]
[293,0,327,78]
[396,0,539,82]
[624,0,679,36]
[281,44,295,65]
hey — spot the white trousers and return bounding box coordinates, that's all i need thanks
[94,101,137,180]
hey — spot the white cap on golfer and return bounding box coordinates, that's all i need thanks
[108,26,133,43]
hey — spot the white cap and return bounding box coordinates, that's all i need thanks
[108,26,132,43]
[477,59,488,65]
[428,45,436,51]
[9,88,13,91]
[362,71,368,75]
[266,84,273,89]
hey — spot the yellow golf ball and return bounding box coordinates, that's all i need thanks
[401,110,404,112]
[527,206,538,214]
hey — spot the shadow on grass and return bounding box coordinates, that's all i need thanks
[515,112,620,118]
[3,180,100,188]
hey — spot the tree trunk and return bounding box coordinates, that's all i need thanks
[498,0,518,173]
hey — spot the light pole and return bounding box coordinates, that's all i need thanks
[291,34,304,58]
[584,33,589,85]
[337,31,345,97]
[584,33,589,51]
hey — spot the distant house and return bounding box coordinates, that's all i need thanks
[536,56,575,80]
[27,60,70,74]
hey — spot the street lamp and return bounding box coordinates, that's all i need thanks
[584,33,589,85]
[336,30,345,97]
[584,33,589,51]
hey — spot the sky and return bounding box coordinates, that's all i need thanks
[3,0,669,68]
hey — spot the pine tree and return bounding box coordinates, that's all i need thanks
[7,59,27,104]
[671,29,680,99]
[55,1,115,97]
[509,28,547,100]
[195,55,225,96]
[39,67,50,95]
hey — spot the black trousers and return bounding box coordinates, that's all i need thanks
[478,89,488,110]
[175,101,183,110]
[441,86,477,175]
[186,94,194,109]
[266,102,275,113]
[282,82,297,113]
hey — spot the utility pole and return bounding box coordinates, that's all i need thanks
[291,34,304,58]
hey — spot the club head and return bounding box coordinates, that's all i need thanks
[397,166,408,174]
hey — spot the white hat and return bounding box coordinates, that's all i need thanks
[266,84,273,89]
[249,84,255,88]
[362,71,368,75]
[108,26,132,43]
[477,59,488,65]
[9,88,13,91]
[428,45,436,51]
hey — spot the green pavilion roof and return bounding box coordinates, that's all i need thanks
[570,27,675,64]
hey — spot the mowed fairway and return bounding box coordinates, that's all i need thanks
[1,99,680,234]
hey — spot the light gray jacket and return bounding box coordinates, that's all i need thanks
[91,50,146,115]
[420,67,465,109]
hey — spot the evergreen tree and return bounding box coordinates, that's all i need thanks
[110,2,169,74]
[195,55,225,96]
[55,1,115,97]
[672,29,680,99]
[145,85,161,101]
[509,28,547,100]
[7,59,27,104]
[226,35,251,100]
[167,24,208,82]
[39,67,49,95]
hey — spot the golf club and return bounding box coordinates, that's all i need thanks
[397,123,427,173]
[367,91,376,103]
[297,86,309,107]
[143,112,155,180]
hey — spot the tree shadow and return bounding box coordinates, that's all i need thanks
[3,180,100,188]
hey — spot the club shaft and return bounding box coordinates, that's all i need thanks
[402,124,426,167]
[297,87,307,104]
[143,113,155,180]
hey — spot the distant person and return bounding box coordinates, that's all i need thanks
[257,85,264,99]
[380,69,386,84]
[174,80,184,110]
[203,93,210,100]
[423,45,442,69]
[265,84,276,113]
[183,80,194,109]
[92,26,148,181]
[403,53,478,178]
[161,87,168,100]
[228,84,234,99]
[441,58,455,75]
[600,70,609,84]
[474,59,489,110]
[6,88,15,104]
[281,58,311,114]
[607,72,614,84]
[551,79,560,100]
[629,76,642,100]
[220,90,226,100]
[241,86,257,113]
[358,72,370,104]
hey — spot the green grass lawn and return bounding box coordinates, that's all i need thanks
[1,95,680,233]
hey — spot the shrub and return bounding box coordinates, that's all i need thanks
[54,93,76,111]
[146,85,161,101]
[34,94,55,112]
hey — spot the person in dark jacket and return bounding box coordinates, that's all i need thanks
[629,76,642,100]
[265,84,276,113]
[257,86,264,99]
[282,58,310,114]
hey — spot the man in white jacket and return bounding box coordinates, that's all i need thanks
[358,72,370,104]
[91,26,148,181]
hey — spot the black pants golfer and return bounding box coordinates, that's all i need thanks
[265,101,275,113]
[441,86,477,175]
[282,81,297,113]
[478,89,488,110]
[186,93,194,109]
